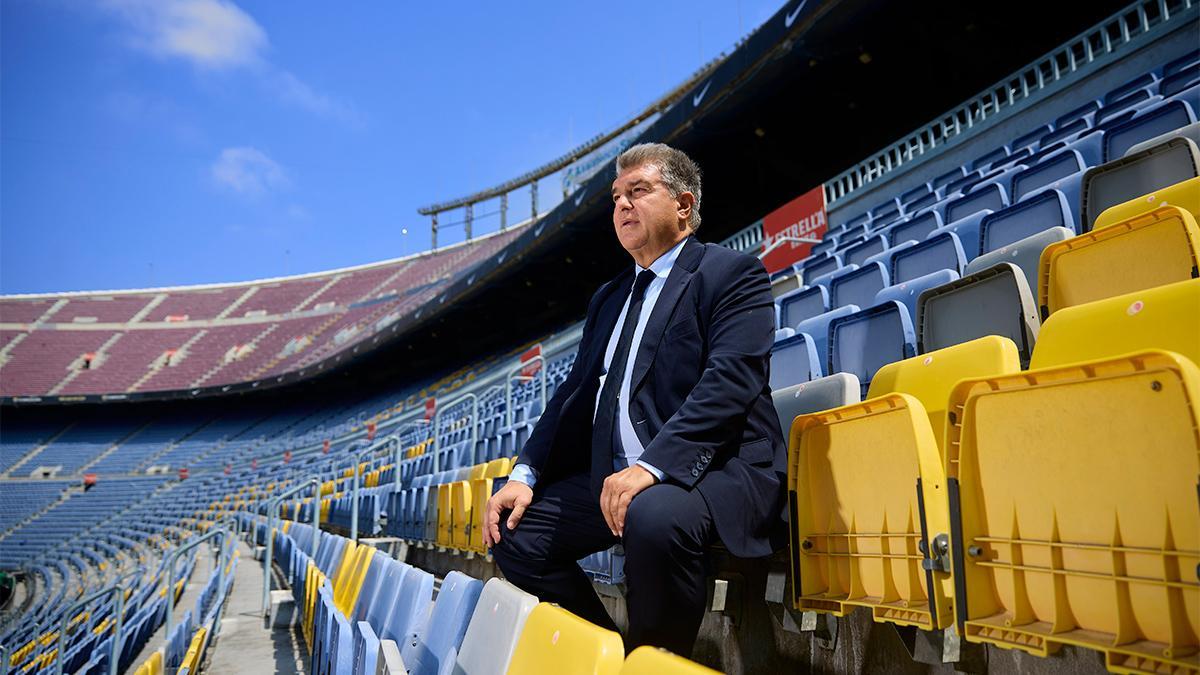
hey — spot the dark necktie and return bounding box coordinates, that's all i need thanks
[590,269,657,498]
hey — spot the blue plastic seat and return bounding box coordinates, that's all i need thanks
[777,285,829,329]
[900,184,932,207]
[1012,124,1052,151]
[1163,48,1200,77]
[943,182,1007,223]
[843,234,888,267]
[1040,117,1089,147]
[890,231,967,283]
[829,262,889,310]
[1096,90,1160,125]
[807,263,855,291]
[380,566,434,647]
[1010,148,1088,201]
[400,571,484,675]
[801,254,841,282]
[886,211,942,246]
[873,269,959,324]
[770,332,822,389]
[1054,100,1101,129]
[970,144,1009,172]
[829,301,917,397]
[980,189,1076,254]
[1103,99,1196,161]
[930,210,991,260]
[870,198,901,224]
[1104,72,1158,104]
[932,166,967,194]
[1160,64,1199,98]
[353,621,382,675]
[795,305,859,369]
[904,190,938,214]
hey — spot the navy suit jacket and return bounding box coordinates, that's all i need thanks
[518,236,787,558]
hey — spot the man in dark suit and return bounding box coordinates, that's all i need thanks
[484,142,785,656]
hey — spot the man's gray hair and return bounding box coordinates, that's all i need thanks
[616,143,703,230]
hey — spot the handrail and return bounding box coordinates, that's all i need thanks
[433,393,478,473]
[261,477,321,616]
[757,235,821,261]
[161,528,230,649]
[53,579,132,675]
[505,355,547,428]
[349,436,400,541]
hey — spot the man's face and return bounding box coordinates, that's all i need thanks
[611,162,688,258]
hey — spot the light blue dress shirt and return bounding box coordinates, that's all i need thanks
[509,237,689,488]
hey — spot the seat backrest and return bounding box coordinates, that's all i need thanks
[772,374,861,439]
[401,571,483,675]
[829,301,916,397]
[1011,149,1087,201]
[1038,205,1200,318]
[381,566,434,645]
[795,305,859,369]
[1081,137,1200,230]
[770,332,821,390]
[1103,100,1196,162]
[945,182,1007,223]
[1091,176,1200,229]
[620,646,721,674]
[802,254,841,282]
[351,551,388,622]
[867,336,1021,455]
[778,285,829,328]
[888,211,942,246]
[844,235,889,268]
[891,231,966,283]
[456,578,539,675]
[1125,120,1200,156]
[980,189,1076,254]
[874,269,959,324]
[965,226,1073,293]
[829,262,889,310]
[917,262,1040,367]
[1030,278,1200,370]
[504,603,624,675]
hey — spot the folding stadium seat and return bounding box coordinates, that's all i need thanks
[1164,48,1200,77]
[795,305,858,368]
[828,301,916,396]
[828,262,889,310]
[351,550,388,622]
[915,260,1039,366]
[1160,64,1200,98]
[776,285,829,330]
[942,170,982,199]
[1091,176,1200,230]
[505,603,625,675]
[980,190,1077,254]
[1096,90,1160,127]
[772,373,861,439]
[944,182,1007,224]
[870,198,901,224]
[1012,124,1052,152]
[787,336,1021,631]
[801,253,842,283]
[1037,205,1200,318]
[966,226,1073,293]
[468,458,512,554]
[1124,120,1200,157]
[1080,136,1200,230]
[770,272,802,299]
[400,571,483,675]
[810,238,837,259]
[1040,118,1089,148]
[807,264,854,293]
[454,578,539,675]
[886,211,942,246]
[1010,148,1088,203]
[775,328,795,342]
[379,566,434,652]
[946,279,1200,673]
[932,166,967,195]
[889,231,967,284]
[770,332,822,390]
[899,183,932,208]
[1103,99,1197,162]
[873,269,959,325]
[843,234,888,268]
[621,646,721,674]
[970,144,1009,172]
[903,190,938,215]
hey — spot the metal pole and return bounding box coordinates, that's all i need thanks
[505,355,546,427]
[163,528,229,648]
[54,580,130,675]
[350,436,398,542]
[432,393,477,473]
[261,477,321,616]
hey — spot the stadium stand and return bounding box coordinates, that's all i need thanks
[2,1,1198,673]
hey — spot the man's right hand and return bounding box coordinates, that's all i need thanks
[483,479,533,548]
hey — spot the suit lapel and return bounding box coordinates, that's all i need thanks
[629,237,705,395]
[584,269,633,377]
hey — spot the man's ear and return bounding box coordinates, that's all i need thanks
[676,191,696,224]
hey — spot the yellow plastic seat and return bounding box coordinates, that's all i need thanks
[437,483,453,548]
[947,279,1200,673]
[1038,205,1200,318]
[178,626,207,673]
[450,480,473,550]
[1091,176,1200,230]
[620,646,721,673]
[336,545,375,617]
[788,336,1020,630]
[468,458,514,553]
[505,603,624,675]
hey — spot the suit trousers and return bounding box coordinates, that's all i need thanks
[490,472,716,656]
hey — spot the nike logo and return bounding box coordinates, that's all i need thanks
[534,223,545,237]
[784,0,807,28]
[574,190,586,206]
[692,80,712,107]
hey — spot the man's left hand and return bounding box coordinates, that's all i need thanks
[600,464,658,537]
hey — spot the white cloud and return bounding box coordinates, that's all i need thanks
[211,147,288,194]
[103,0,266,69]
[270,70,361,126]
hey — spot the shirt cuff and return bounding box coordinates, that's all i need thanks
[635,460,665,482]
[508,463,538,488]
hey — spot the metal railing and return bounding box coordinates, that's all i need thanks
[348,436,400,541]
[53,579,131,675]
[261,477,321,616]
[161,528,230,648]
[433,393,478,472]
[505,355,547,428]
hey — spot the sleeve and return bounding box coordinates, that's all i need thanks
[637,254,776,487]
[634,460,665,482]
[508,463,539,488]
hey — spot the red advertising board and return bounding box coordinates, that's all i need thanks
[760,185,828,274]
[520,344,543,378]
[424,398,436,421]
[367,421,377,441]
[178,467,189,480]
[323,439,331,454]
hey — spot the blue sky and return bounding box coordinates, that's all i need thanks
[1,0,781,295]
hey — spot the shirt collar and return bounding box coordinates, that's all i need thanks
[636,236,689,279]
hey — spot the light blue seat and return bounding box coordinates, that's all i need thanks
[943,182,1007,223]
[354,621,382,675]
[801,253,841,282]
[886,211,942,246]
[1105,72,1158,104]
[900,183,932,207]
[1010,148,1088,201]
[351,553,389,622]
[970,144,1009,172]
[873,269,959,324]
[903,190,939,214]
[870,198,901,224]
[981,189,1076,253]
[795,305,859,371]
[1103,99,1196,161]
[777,285,829,328]
[1095,90,1160,125]
[930,210,991,260]
[1160,64,1199,98]
[807,263,855,291]
[771,332,822,390]
[963,226,1074,294]
[932,166,967,195]
[1012,124,1052,151]
[890,231,967,283]
[381,566,434,648]
[364,560,409,629]
[330,606,356,675]
[829,262,889,310]
[1054,100,1102,129]
[401,571,484,675]
[774,327,795,342]
[829,301,917,397]
[843,234,888,267]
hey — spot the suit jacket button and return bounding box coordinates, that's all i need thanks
[690,468,700,477]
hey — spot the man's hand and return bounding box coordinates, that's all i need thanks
[483,480,534,548]
[601,464,658,537]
